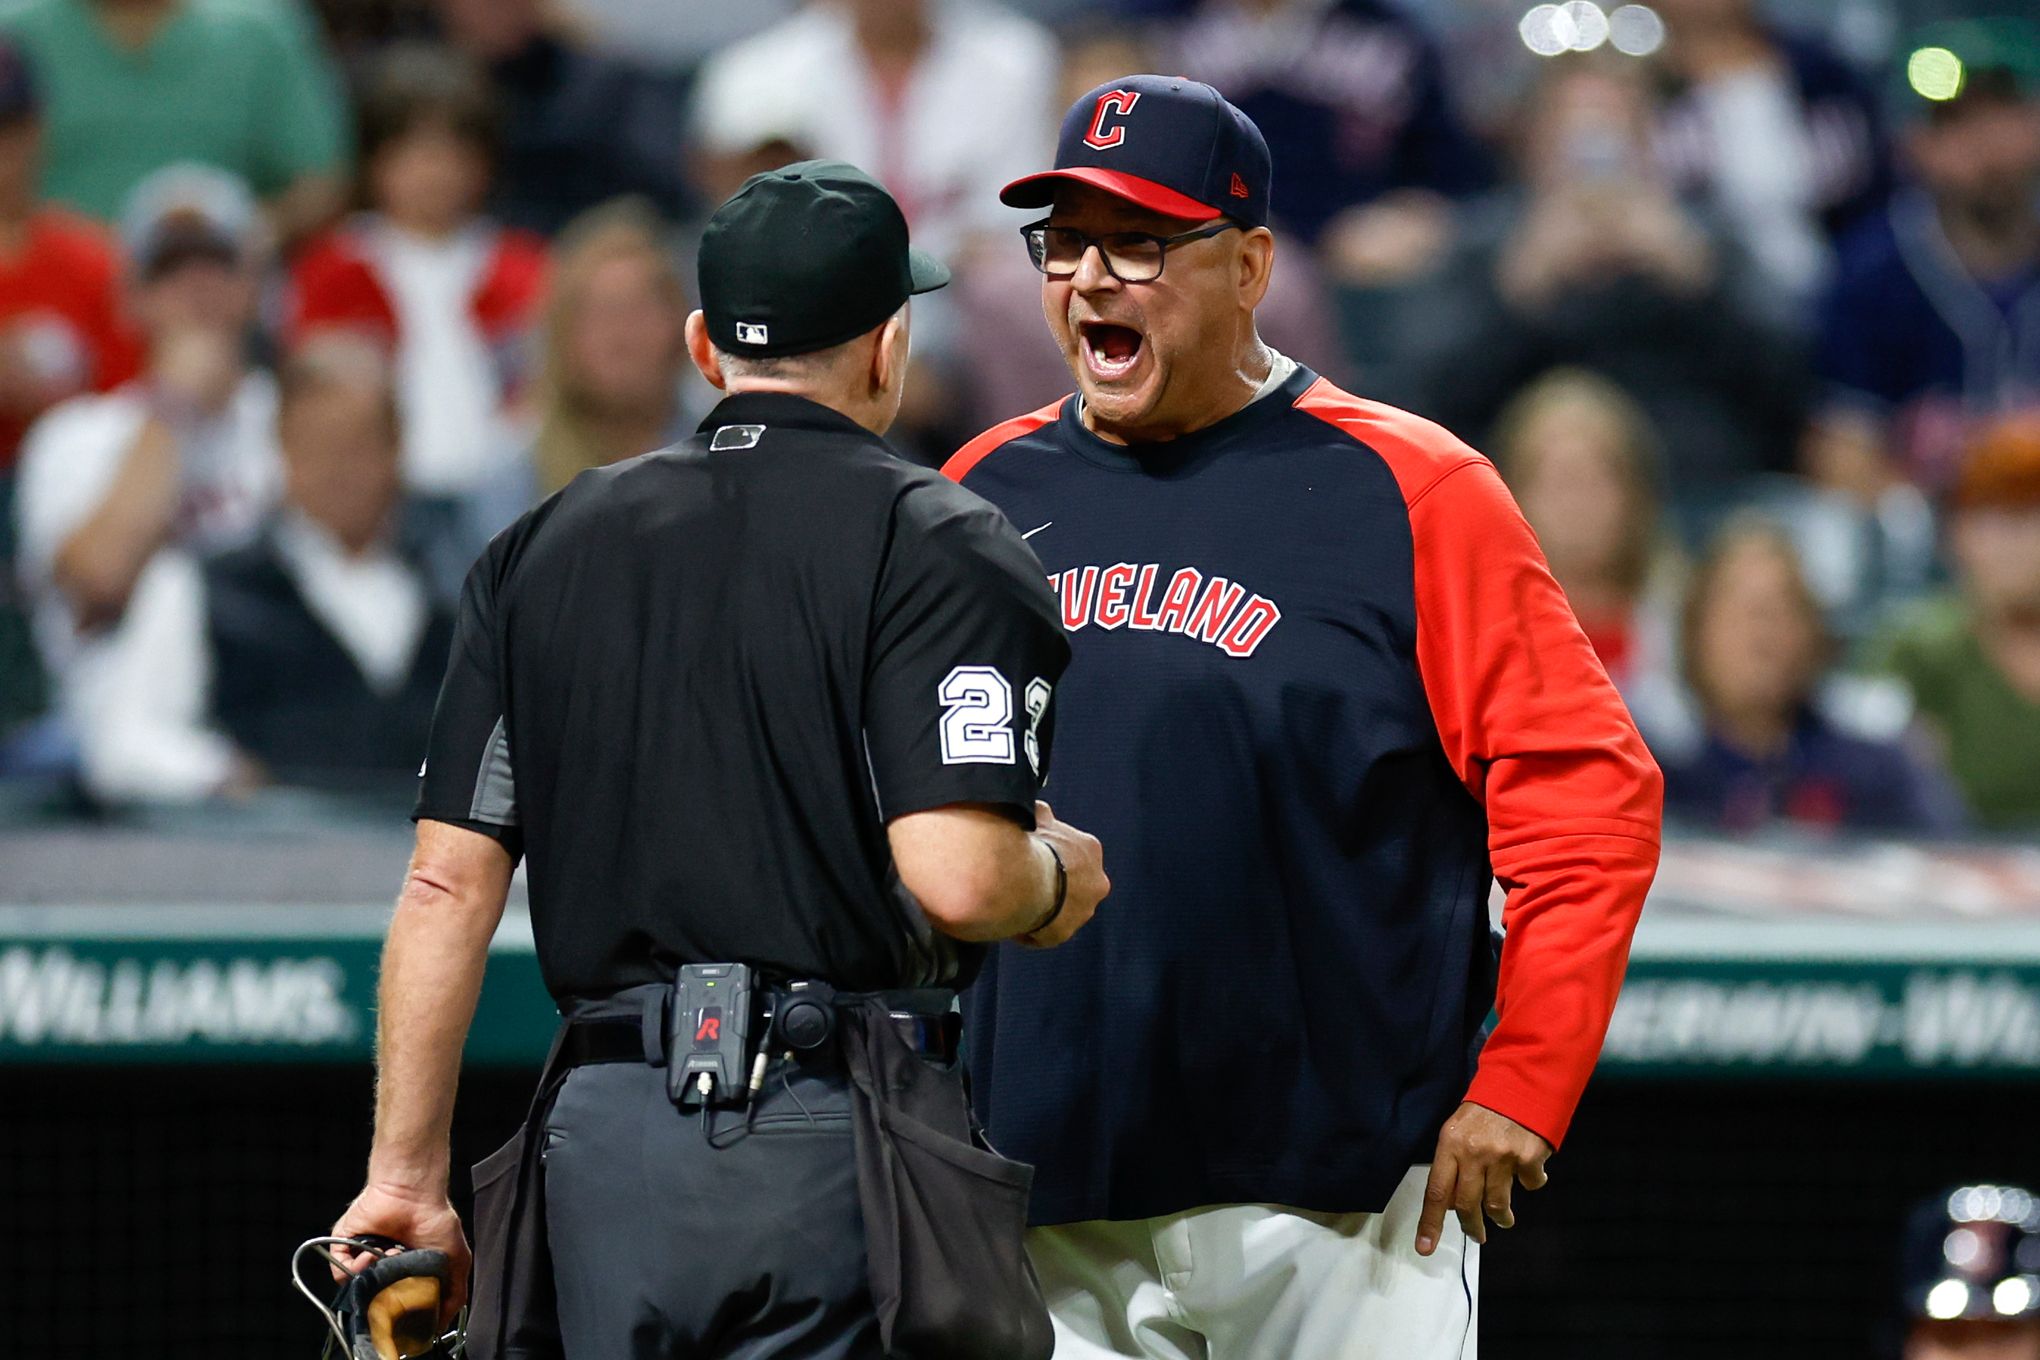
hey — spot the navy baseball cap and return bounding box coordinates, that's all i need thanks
[1001,75,1272,227]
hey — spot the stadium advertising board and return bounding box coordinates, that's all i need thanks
[5,907,2040,1074]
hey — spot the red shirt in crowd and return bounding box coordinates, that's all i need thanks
[0,210,141,470]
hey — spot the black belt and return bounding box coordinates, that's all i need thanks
[563,1005,957,1069]
[562,1018,658,1068]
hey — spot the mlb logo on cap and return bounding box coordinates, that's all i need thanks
[1001,75,1273,227]
[735,321,769,345]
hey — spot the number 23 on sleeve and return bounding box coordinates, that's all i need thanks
[937,666,1050,773]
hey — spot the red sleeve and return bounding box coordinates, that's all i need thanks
[471,229,550,339]
[1296,380,1662,1149]
[90,313,143,391]
[70,221,141,390]
[286,235,399,346]
[1411,458,1661,1147]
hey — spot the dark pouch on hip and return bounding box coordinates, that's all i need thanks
[465,1029,571,1360]
[839,1000,1054,1360]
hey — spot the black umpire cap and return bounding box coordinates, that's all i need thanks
[698,159,950,360]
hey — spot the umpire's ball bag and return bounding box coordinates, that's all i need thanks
[841,999,1055,1360]
[465,1029,571,1360]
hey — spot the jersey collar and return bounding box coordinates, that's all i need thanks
[698,391,879,444]
[1059,362,1319,474]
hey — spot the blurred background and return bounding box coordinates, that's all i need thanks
[0,0,2037,1355]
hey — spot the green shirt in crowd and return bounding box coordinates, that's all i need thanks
[0,0,346,221]
[1863,595,2040,831]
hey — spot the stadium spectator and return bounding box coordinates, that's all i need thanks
[1863,416,2040,832]
[566,0,791,71]
[1808,19,2040,500]
[0,0,348,242]
[1164,0,1488,253]
[68,334,451,804]
[689,0,1059,462]
[1661,519,1965,835]
[429,0,690,234]
[287,45,546,512]
[688,0,1057,265]
[14,164,279,659]
[1403,55,1809,497]
[444,198,691,579]
[523,200,688,499]
[1491,368,1686,743]
[304,0,425,67]
[0,36,137,483]
[1651,0,1888,319]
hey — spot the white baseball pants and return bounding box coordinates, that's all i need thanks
[1027,1165,1478,1360]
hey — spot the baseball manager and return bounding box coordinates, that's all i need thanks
[946,76,1664,1358]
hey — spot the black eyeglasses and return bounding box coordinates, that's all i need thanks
[1020,218,1240,283]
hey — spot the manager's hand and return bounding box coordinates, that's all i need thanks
[1414,1102,1553,1256]
[1020,800,1108,948]
[330,1182,472,1327]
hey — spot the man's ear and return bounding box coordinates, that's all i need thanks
[684,310,727,390]
[1238,227,1276,312]
[872,308,909,397]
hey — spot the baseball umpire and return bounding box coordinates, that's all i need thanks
[329,159,1108,1360]
[946,78,1664,1357]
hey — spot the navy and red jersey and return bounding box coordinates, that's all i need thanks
[945,363,1663,1225]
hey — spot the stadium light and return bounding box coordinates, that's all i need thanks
[1523,2,1661,57]
[1520,4,1576,57]
[1907,45,1966,101]
[1926,1279,1971,1320]
[1562,1,1610,51]
[1609,5,1666,56]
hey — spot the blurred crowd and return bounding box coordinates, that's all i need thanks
[0,0,2036,841]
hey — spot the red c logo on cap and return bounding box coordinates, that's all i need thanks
[1083,90,1141,151]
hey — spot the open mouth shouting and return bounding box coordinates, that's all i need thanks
[1078,319,1146,384]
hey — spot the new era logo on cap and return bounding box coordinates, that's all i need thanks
[1000,75,1273,229]
[735,321,769,345]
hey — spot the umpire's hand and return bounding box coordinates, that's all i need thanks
[329,1183,472,1327]
[1020,801,1109,949]
[1415,1102,1554,1256]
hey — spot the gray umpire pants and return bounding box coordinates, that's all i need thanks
[541,1049,886,1359]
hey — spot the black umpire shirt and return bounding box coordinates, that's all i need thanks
[413,393,1069,1003]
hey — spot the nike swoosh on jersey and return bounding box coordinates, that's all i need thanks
[1022,522,1053,539]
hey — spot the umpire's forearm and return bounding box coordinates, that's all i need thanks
[367,827,511,1194]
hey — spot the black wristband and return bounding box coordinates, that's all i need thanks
[1024,837,1067,937]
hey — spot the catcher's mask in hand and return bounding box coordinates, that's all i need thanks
[291,1235,465,1360]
